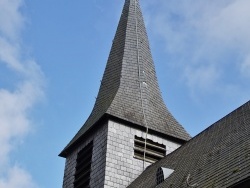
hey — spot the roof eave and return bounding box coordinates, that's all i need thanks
[59,113,190,158]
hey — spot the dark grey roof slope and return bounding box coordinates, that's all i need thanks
[128,100,250,188]
[60,0,190,157]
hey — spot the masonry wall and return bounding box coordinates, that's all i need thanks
[62,123,108,188]
[104,120,181,188]
[62,120,181,188]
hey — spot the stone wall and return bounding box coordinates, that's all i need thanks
[63,123,108,188]
[62,120,181,188]
[103,120,181,187]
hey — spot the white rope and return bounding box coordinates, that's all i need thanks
[134,0,149,170]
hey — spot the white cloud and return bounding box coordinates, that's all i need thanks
[0,166,38,188]
[241,54,250,77]
[0,0,24,40]
[206,0,250,46]
[0,38,24,72]
[184,65,220,93]
[0,0,44,187]
[143,0,250,98]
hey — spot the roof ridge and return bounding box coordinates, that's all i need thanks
[128,99,250,187]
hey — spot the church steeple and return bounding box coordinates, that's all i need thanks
[60,1,192,187]
[60,0,190,157]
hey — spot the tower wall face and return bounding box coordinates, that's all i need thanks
[104,120,181,188]
[62,120,181,188]
[63,123,108,188]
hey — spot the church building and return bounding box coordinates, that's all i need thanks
[59,0,250,187]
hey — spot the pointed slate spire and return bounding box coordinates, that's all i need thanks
[60,0,190,156]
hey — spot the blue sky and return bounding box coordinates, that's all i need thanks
[0,0,249,187]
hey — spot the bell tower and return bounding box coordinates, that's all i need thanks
[59,0,190,187]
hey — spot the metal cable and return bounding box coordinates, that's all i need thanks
[134,0,149,170]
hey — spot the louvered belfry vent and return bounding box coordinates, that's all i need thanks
[134,136,166,163]
[74,141,93,188]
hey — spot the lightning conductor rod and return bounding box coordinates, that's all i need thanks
[134,0,149,170]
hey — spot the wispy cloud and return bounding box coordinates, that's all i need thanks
[241,54,250,76]
[143,0,250,100]
[0,166,37,188]
[0,0,44,187]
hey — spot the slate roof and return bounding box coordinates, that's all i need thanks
[60,0,190,157]
[128,100,250,188]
